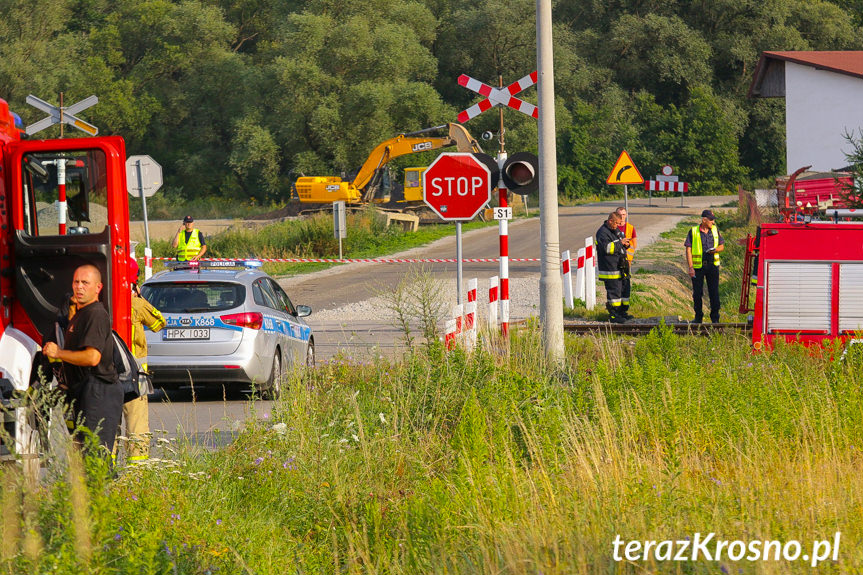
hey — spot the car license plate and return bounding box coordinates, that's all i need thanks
[163,328,210,340]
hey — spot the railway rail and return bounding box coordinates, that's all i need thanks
[562,321,752,336]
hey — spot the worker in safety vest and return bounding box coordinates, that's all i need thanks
[172,215,207,261]
[684,210,724,324]
[615,207,637,319]
[123,257,166,462]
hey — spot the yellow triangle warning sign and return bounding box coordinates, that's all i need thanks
[606,150,644,185]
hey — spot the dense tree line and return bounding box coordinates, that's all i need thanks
[1,0,861,203]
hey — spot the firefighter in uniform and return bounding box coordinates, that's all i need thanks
[685,210,725,323]
[124,257,166,462]
[596,211,632,324]
[172,215,207,261]
[615,207,637,319]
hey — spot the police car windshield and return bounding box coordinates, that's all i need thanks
[141,282,245,313]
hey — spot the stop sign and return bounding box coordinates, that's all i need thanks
[423,153,491,221]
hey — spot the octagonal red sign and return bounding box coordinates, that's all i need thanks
[423,153,492,221]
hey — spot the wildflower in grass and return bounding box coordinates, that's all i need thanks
[114,533,121,541]
[216,519,222,526]
[272,422,288,435]
[379,413,387,425]
[253,457,264,465]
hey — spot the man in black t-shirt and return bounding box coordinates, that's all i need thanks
[43,264,123,452]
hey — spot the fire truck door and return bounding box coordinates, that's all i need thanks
[11,148,114,339]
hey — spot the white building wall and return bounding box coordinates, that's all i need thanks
[785,62,863,172]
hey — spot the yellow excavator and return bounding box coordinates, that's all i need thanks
[293,123,483,207]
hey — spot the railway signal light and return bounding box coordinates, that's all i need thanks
[502,152,539,195]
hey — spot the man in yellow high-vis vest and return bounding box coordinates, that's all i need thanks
[684,210,724,323]
[172,215,207,261]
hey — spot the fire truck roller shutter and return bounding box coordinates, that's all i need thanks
[766,262,832,333]
[839,264,863,334]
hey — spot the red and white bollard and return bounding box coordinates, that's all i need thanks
[488,276,499,329]
[144,246,153,280]
[444,303,464,350]
[465,278,477,350]
[584,237,596,310]
[497,153,510,337]
[575,247,585,303]
[561,250,573,308]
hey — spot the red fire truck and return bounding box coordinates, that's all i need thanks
[740,208,863,350]
[0,97,132,460]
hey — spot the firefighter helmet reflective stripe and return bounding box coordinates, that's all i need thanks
[176,229,202,261]
[691,225,720,269]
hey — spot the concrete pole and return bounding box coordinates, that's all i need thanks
[537,0,565,366]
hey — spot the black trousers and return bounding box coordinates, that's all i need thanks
[691,264,720,323]
[621,275,631,310]
[67,374,124,452]
[603,278,624,310]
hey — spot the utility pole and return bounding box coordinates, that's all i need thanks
[537,0,565,366]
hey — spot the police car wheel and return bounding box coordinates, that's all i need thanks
[305,342,315,368]
[263,353,282,400]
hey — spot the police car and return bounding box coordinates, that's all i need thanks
[141,260,314,398]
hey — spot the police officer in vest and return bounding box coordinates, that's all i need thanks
[172,215,207,261]
[685,210,724,323]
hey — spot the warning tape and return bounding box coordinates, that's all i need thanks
[151,257,541,264]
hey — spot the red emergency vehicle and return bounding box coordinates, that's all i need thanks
[1,97,132,460]
[740,208,863,350]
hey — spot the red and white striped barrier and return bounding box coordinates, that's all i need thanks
[151,256,541,264]
[465,278,477,350]
[575,247,585,303]
[488,276,499,328]
[646,180,688,192]
[561,250,573,308]
[584,237,596,310]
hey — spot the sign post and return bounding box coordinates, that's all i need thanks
[457,71,539,336]
[126,155,163,279]
[423,153,492,304]
[333,201,346,259]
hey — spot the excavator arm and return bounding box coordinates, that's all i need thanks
[357,124,483,202]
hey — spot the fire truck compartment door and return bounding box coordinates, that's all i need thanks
[766,262,832,333]
[839,264,863,333]
[13,229,111,339]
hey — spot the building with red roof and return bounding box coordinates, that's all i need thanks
[749,51,863,173]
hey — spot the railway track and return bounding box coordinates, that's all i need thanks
[562,320,751,336]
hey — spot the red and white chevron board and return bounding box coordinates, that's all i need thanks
[457,71,539,123]
[646,180,689,192]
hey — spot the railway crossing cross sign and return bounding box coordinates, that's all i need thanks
[423,153,492,221]
[25,94,99,136]
[456,71,539,123]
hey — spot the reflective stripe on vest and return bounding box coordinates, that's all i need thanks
[691,225,720,268]
[177,229,202,261]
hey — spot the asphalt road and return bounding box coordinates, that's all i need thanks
[145,195,733,456]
